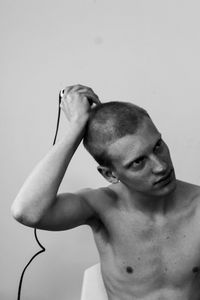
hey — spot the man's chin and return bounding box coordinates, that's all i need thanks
[154,177,177,197]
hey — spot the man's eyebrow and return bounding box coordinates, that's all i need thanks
[123,134,162,168]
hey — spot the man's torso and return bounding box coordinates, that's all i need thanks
[86,180,200,300]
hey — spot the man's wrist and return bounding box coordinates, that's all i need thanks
[70,113,89,126]
[65,115,89,140]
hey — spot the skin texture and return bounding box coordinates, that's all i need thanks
[12,85,200,300]
[83,119,200,300]
[85,183,200,300]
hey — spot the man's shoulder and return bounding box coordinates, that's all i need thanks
[176,180,200,208]
[78,184,119,212]
[178,180,200,194]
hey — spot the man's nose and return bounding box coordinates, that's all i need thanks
[151,155,168,174]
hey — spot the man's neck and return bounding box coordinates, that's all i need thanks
[117,181,178,217]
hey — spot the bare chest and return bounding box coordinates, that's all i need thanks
[94,202,200,289]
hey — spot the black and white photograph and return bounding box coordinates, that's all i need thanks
[2,1,200,299]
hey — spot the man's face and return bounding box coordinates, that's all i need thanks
[107,118,176,197]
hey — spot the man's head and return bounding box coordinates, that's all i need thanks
[83,101,176,197]
[83,101,149,166]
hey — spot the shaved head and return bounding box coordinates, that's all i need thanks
[83,101,150,168]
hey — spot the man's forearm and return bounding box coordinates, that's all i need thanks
[11,119,87,224]
[11,84,100,225]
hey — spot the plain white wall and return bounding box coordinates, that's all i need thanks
[1,0,200,299]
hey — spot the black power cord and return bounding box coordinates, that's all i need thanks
[17,90,63,300]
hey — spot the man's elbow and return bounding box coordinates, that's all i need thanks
[11,202,39,227]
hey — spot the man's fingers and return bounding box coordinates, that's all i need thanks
[61,84,101,105]
[79,90,101,105]
[76,87,101,104]
[61,85,81,98]
[63,84,88,94]
[90,91,101,104]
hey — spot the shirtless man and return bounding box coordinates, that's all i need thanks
[11,84,200,300]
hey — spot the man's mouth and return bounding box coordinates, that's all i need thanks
[154,169,174,186]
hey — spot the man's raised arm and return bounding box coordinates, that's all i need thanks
[11,84,100,231]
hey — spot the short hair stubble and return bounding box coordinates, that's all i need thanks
[83,101,150,168]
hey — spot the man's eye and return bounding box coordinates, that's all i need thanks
[133,158,145,167]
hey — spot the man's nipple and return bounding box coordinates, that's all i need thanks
[126,266,134,274]
[192,266,200,274]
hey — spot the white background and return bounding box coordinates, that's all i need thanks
[1,0,200,299]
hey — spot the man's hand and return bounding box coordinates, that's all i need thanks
[60,84,101,123]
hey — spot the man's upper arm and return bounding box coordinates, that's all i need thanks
[36,189,95,231]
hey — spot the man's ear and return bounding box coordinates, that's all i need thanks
[97,166,119,184]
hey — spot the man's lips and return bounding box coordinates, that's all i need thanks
[154,169,173,185]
